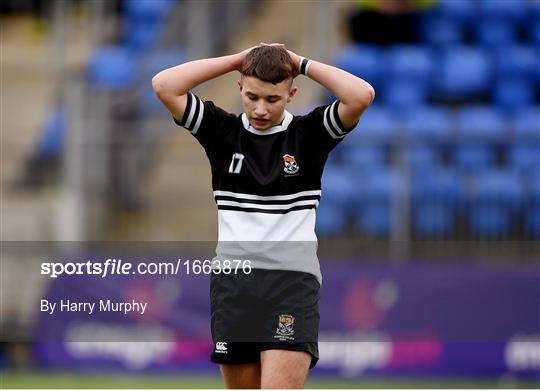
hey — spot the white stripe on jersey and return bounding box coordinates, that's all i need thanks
[329,101,345,135]
[216,199,319,210]
[217,208,318,242]
[323,105,345,139]
[213,190,321,201]
[184,92,197,129]
[191,97,204,134]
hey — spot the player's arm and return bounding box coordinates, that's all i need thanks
[152,47,253,121]
[288,50,375,130]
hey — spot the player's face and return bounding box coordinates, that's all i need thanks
[239,76,297,130]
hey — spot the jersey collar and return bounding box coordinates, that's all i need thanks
[241,111,293,135]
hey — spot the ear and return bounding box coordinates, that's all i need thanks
[287,86,298,103]
[238,80,243,92]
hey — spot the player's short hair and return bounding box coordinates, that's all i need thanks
[241,46,298,85]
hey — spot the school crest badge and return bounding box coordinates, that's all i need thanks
[282,154,299,175]
[275,314,295,339]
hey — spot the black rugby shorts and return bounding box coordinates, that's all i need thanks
[210,269,320,368]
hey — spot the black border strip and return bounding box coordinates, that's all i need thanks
[215,195,320,205]
[217,204,317,214]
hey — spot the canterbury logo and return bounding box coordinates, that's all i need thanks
[215,342,228,353]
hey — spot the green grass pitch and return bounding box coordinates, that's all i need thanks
[2,372,538,389]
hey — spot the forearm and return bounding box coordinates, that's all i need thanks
[152,54,240,97]
[306,60,375,108]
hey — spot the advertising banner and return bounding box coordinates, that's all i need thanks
[18,242,539,378]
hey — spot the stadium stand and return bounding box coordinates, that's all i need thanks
[420,16,463,47]
[411,167,462,237]
[468,169,524,237]
[353,169,400,236]
[8,0,539,243]
[525,172,540,237]
[327,0,540,240]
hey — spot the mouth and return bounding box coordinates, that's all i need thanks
[252,118,269,127]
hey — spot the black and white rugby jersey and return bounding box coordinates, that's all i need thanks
[174,92,355,283]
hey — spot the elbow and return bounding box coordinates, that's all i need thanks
[347,82,375,111]
[152,73,166,97]
[358,83,375,109]
[365,84,376,106]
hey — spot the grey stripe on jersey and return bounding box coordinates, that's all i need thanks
[215,210,322,283]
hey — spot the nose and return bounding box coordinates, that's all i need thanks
[254,101,268,116]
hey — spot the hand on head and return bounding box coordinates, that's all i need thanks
[259,43,301,70]
[235,43,301,72]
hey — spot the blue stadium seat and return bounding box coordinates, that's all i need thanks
[432,0,476,24]
[386,46,434,82]
[531,20,540,48]
[455,107,508,141]
[334,45,383,90]
[525,173,540,237]
[533,0,540,16]
[413,203,455,237]
[468,170,524,237]
[383,79,428,108]
[143,49,186,77]
[341,146,386,170]
[508,145,540,175]
[478,0,528,24]
[495,46,538,80]
[37,109,65,157]
[525,204,540,237]
[353,169,400,236]
[453,145,496,173]
[420,16,464,47]
[402,106,454,142]
[411,168,462,236]
[493,78,535,110]
[316,199,347,236]
[319,163,355,235]
[512,107,540,142]
[123,0,174,22]
[87,46,137,90]
[432,47,492,101]
[475,18,518,49]
[347,107,399,144]
[402,145,441,171]
[124,22,165,52]
[121,0,175,52]
[321,164,355,205]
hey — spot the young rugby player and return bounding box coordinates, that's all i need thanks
[153,43,374,388]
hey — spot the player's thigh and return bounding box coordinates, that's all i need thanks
[260,349,311,389]
[220,363,261,389]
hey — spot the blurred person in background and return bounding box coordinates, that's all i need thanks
[152,44,374,388]
[348,0,435,45]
